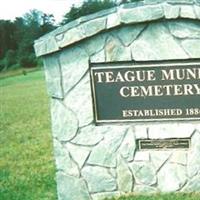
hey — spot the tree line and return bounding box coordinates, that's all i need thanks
[0,0,138,72]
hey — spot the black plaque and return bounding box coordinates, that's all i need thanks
[137,138,191,150]
[90,60,200,123]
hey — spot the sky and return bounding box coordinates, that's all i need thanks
[0,0,84,23]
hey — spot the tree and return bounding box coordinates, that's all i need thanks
[0,9,56,71]
[0,20,17,59]
[61,0,116,24]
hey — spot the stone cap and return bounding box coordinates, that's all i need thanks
[34,0,200,57]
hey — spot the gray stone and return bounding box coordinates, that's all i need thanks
[163,4,180,19]
[187,131,200,177]
[118,128,136,162]
[64,74,93,127]
[131,23,188,61]
[60,46,89,95]
[115,24,145,46]
[71,124,104,146]
[83,34,107,56]
[120,5,164,24]
[134,126,148,139]
[43,55,63,98]
[34,40,46,57]
[134,151,150,162]
[183,173,200,192]
[180,5,196,19]
[157,163,187,192]
[56,27,85,48]
[54,20,80,42]
[117,156,133,193]
[54,139,80,177]
[109,168,117,178]
[80,17,107,38]
[170,151,188,165]
[130,161,147,175]
[148,124,194,139]
[88,126,128,167]
[107,13,121,29]
[53,139,65,158]
[168,21,200,39]
[134,164,157,185]
[66,143,90,169]
[55,146,80,177]
[91,192,120,200]
[45,37,60,55]
[194,5,200,19]
[57,172,91,200]
[182,39,200,58]
[51,99,78,141]
[150,151,171,171]
[105,35,131,61]
[81,166,117,193]
[134,185,158,194]
[90,49,106,63]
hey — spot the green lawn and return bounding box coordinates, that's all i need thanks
[0,70,199,200]
[107,193,200,200]
[0,70,57,200]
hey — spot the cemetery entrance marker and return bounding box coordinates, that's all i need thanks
[34,1,200,200]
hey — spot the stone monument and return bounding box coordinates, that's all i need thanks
[34,0,200,200]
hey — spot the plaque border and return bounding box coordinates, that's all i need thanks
[137,138,191,151]
[89,59,200,124]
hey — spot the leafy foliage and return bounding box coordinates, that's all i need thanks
[0,10,56,71]
[61,0,117,24]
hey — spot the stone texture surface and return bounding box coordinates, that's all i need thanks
[66,143,90,169]
[81,166,117,193]
[180,5,196,18]
[118,128,136,162]
[131,23,188,61]
[105,35,131,61]
[114,25,146,46]
[168,21,200,39]
[187,131,200,177]
[71,124,104,146]
[150,151,171,171]
[148,124,195,139]
[157,163,187,192]
[134,185,158,194]
[51,99,78,141]
[37,2,200,200]
[182,39,200,58]
[163,4,180,19]
[60,46,89,95]
[183,173,200,192]
[134,164,157,185]
[117,156,133,193]
[57,172,91,200]
[43,55,63,98]
[119,5,164,24]
[64,73,93,127]
[87,126,128,167]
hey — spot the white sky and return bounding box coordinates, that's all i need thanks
[0,0,84,23]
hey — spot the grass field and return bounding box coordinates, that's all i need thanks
[0,70,57,200]
[0,70,200,200]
